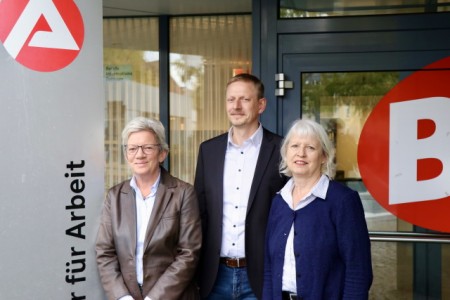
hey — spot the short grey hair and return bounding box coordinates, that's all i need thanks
[121,116,169,153]
[279,119,336,178]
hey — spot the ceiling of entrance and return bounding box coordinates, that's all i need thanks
[103,0,252,17]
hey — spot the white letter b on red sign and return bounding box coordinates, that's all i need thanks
[389,97,450,204]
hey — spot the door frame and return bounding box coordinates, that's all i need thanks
[252,0,450,135]
[252,1,450,297]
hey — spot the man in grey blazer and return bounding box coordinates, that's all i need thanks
[194,74,287,299]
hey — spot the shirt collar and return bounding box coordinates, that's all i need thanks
[227,123,263,148]
[313,174,330,199]
[130,172,161,198]
[280,174,330,201]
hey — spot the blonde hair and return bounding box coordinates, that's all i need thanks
[226,73,264,99]
[279,119,336,178]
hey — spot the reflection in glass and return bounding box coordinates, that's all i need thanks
[280,0,450,18]
[370,241,413,299]
[169,15,252,183]
[103,17,160,189]
[302,72,401,231]
[371,242,450,299]
[301,72,450,298]
[103,16,252,188]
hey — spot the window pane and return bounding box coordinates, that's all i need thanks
[302,71,405,232]
[280,0,450,18]
[301,72,450,298]
[103,17,159,188]
[169,15,252,183]
[370,242,450,299]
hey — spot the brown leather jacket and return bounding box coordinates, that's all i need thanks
[96,168,201,300]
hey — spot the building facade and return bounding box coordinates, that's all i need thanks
[103,1,450,299]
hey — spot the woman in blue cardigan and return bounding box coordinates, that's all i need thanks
[263,119,373,300]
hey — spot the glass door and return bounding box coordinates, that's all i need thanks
[277,29,450,299]
[297,69,450,299]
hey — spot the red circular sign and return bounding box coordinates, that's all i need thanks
[358,56,450,233]
[0,0,84,72]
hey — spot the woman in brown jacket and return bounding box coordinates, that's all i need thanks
[96,117,201,300]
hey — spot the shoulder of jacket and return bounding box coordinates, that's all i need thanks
[326,180,359,203]
[160,168,193,191]
[109,180,131,192]
[262,127,284,142]
[201,132,227,145]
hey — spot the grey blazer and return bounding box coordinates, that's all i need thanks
[96,167,201,300]
[194,128,287,298]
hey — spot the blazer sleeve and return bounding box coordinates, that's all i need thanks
[262,204,275,300]
[335,188,373,299]
[194,143,206,232]
[95,189,131,300]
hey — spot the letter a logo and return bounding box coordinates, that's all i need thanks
[0,0,84,72]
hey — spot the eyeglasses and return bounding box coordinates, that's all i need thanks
[124,144,161,155]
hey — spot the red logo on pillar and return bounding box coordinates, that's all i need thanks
[358,56,450,233]
[0,0,84,72]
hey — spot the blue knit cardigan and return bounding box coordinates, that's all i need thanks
[262,180,373,300]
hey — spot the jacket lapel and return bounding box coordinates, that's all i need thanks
[121,182,138,254]
[247,130,276,214]
[143,168,174,249]
[212,135,227,216]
